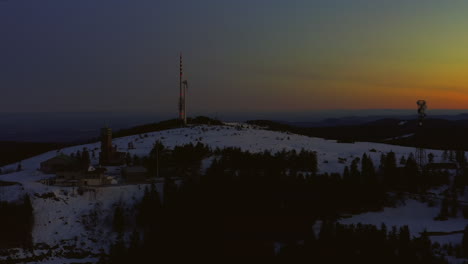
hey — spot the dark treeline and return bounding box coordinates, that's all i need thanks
[248,119,468,151]
[279,223,447,264]
[0,195,34,249]
[100,142,458,262]
[112,116,223,139]
[0,141,68,167]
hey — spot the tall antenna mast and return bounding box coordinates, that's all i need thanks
[178,53,189,126]
[416,100,427,169]
[179,53,184,123]
[183,80,188,126]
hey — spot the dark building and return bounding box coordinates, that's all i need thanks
[122,166,148,183]
[55,167,108,187]
[40,154,81,174]
[99,127,126,166]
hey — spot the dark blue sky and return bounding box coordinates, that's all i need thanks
[2,1,468,114]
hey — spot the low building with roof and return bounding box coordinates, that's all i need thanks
[40,154,81,174]
[122,166,149,183]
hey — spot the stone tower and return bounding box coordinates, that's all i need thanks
[100,127,112,165]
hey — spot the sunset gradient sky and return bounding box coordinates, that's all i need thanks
[1,0,468,114]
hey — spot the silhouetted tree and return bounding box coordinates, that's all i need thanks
[82,148,91,169]
[113,205,125,234]
[343,166,350,183]
[125,152,132,165]
[428,153,434,164]
[463,225,468,256]
[400,155,407,166]
[442,150,448,161]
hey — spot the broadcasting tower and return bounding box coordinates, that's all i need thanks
[179,54,188,126]
[416,100,427,169]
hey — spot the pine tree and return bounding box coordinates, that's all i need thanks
[400,155,407,166]
[22,194,34,248]
[405,155,420,192]
[383,152,397,188]
[310,151,318,175]
[399,225,410,245]
[379,153,386,171]
[81,148,91,169]
[125,152,132,165]
[450,193,459,217]
[428,153,435,164]
[350,158,361,184]
[128,229,140,257]
[108,235,126,264]
[343,166,350,183]
[360,153,378,197]
[133,155,140,166]
[442,150,448,161]
[380,223,388,241]
[450,150,455,161]
[457,150,466,165]
[462,225,468,256]
[385,152,397,171]
[113,205,125,234]
[438,194,450,220]
[361,153,369,182]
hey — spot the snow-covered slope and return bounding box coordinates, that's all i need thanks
[1,123,443,178]
[340,197,468,245]
[0,123,460,263]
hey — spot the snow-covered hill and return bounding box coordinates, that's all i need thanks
[0,123,465,263]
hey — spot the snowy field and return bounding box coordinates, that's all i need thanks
[340,198,467,245]
[0,123,464,263]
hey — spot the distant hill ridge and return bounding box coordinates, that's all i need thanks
[112,116,223,138]
[3,115,468,167]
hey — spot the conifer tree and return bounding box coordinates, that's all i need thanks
[379,153,386,171]
[128,229,140,257]
[428,153,435,164]
[449,150,455,161]
[361,153,376,185]
[343,166,350,183]
[400,155,407,166]
[81,148,91,169]
[462,225,468,256]
[442,150,448,161]
[450,193,459,217]
[113,205,125,234]
[350,158,361,184]
[438,194,450,220]
[383,152,397,188]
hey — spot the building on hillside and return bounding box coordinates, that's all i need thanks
[99,127,126,166]
[55,167,111,187]
[128,142,135,150]
[40,154,81,174]
[122,166,148,183]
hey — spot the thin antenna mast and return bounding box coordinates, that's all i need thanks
[179,53,184,123]
[178,53,188,126]
[183,80,188,125]
[416,100,427,169]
